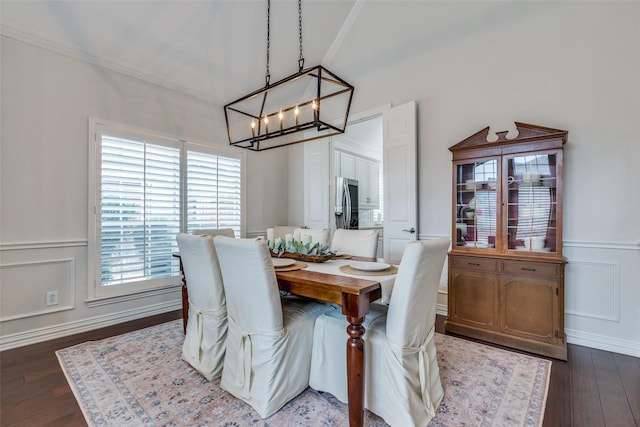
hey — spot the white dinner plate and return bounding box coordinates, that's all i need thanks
[272,258,296,268]
[349,261,391,272]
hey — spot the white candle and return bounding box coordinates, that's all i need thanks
[266,228,274,246]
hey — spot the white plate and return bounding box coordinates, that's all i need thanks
[349,261,391,272]
[272,258,296,268]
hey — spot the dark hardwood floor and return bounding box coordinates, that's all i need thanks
[1,312,638,427]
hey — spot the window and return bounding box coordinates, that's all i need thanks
[89,120,244,299]
[186,150,241,236]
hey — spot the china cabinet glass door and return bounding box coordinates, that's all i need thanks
[454,158,498,248]
[504,152,559,254]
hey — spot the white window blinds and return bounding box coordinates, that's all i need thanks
[90,120,244,297]
[100,136,181,286]
[186,151,241,237]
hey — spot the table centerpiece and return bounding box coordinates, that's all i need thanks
[269,236,336,263]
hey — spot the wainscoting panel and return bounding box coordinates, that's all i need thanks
[0,240,182,351]
[0,258,75,321]
[562,241,638,357]
[565,260,619,321]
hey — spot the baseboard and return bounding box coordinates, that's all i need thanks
[0,300,181,352]
[436,302,447,317]
[566,328,640,358]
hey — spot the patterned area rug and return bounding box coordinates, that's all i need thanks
[56,320,550,426]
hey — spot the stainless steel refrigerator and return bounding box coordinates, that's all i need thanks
[335,177,359,229]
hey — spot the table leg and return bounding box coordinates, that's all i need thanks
[177,257,189,335]
[181,284,189,334]
[346,316,365,427]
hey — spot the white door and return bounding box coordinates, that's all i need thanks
[383,101,417,260]
[304,139,330,229]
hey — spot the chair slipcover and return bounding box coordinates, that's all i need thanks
[331,228,379,258]
[193,228,235,238]
[271,225,299,239]
[293,228,330,246]
[176,233,227,381]
[214,236,333,418]
[309,238,450,427]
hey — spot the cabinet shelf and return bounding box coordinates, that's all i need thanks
[446,122,568,360]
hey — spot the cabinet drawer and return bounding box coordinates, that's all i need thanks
[451,256,498,273]
[502,260,559,278]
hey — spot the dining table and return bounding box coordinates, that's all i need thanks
[174,253,398,427]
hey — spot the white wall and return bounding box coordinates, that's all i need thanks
[291,2,640,356]
[0,36,290,349]
[2,1,638,357]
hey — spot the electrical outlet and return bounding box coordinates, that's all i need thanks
[46,290,58,306]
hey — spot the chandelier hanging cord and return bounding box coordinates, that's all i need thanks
[265,0,271,86]
[298,0,304,71]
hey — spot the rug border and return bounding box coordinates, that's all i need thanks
[56,349,97,427]
[537,357,552,427]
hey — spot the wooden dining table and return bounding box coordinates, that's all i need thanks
[175,254,385,427]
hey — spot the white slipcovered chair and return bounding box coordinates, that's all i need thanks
[293,228,330,246]
[271,225,299,239]
[330,228,379,258]
[193,228,235,238]
[175,233,227,381]
[309,238,450,427]
[213,236,333,418]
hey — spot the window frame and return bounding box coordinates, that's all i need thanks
[88,118,245,301]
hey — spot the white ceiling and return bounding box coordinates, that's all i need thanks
[1,0,359,105]
[2,0,550,110]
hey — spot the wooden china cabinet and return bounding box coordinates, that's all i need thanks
[445,122,568,360]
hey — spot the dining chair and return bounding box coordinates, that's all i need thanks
[293,228,330,246]
[213,236,334,418]
[271,225,299,239]
[309,238,450,427]
[330,228,379,257]
[192,228,235,238]
[175,233,227,381]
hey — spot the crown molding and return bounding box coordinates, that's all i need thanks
[1,21,225,106]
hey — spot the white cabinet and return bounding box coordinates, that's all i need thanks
[335,149,380,208]
[355,157,380,208]
[368,160,380,207]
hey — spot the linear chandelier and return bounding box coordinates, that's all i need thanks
[224,0,354,151]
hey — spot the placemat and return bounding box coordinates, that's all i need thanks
[274,261,307,272]
[339,264,398,276]
[334,254,353,259]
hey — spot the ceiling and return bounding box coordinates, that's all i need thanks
[2,1,551,110]
[1,0,360,106]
